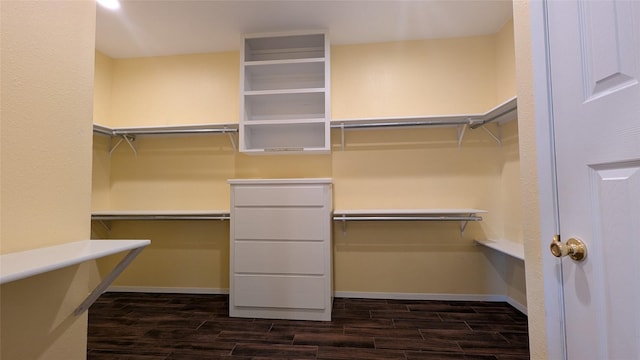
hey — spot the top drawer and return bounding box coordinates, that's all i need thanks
[233,185,327,207]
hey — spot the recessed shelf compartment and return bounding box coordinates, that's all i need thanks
[244,33,326,61]
[244,60,325,91]
[242,122,328,153]
[244,91,325,121]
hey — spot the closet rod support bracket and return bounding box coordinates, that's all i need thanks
[74,246,146,316]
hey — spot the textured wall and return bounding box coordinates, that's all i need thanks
[1,1,95,358]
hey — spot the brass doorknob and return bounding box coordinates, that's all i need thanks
[550,235,587,261]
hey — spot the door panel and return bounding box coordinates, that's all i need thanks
[547,0,640,358]
[588,162,640,359]
[580,0,638,99]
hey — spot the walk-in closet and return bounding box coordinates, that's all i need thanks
[90,2,525,318]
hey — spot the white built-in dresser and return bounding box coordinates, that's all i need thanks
[228,178,333,321]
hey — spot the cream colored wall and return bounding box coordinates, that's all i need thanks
[93,27,524,301]
[514,1,548,358]
[496,18,527,309]
[109,52,240,127]
[332,36,497,119]
[1,1,95,359]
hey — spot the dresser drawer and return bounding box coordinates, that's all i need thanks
[233,274,326,310]
[234,241,325,274]
[233,185,326,207]
[233,207,327,240]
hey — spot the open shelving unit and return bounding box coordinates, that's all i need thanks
[240,31,330,154]
[333,208,486,235]
[0,239,150,315]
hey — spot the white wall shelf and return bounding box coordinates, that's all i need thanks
[0,239,150,315]
[93,123,239,155]
[475,239,525,261]
[91,210,230,231]
[331,96,517,149]
[91,210,230,221]
[333,208,486,235]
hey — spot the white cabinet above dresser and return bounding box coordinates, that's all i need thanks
[228,178,333,321]
[239,31,331,154]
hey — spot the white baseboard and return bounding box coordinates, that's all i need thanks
[333,291,503,302]
[107,286,229,295]
[505,296,528,315]
[334,291,528,315]
[105,287,527,315]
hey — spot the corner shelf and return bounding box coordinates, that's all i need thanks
[332,208,486,235]
[93,123,239,155]
[330,96,517,149]
[0,239,150,315]
[475,239,524,260]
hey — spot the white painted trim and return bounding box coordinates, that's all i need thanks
[506,296,528,316]
[335,291,527,314]
[529,0,566,359]
[106,287,527,314]
[107,286,229,294]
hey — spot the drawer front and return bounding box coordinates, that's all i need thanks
[234,241,325,275]
[233,185,326,206]
[233,275,326,310]
[234,207,327,240]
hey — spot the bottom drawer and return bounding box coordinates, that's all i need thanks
[233,275,326,310]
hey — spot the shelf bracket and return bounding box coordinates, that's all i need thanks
[74,246,146,316]
[460,220,470,235]
[109,135,137,157]
[340,214,347,235]
[459,213,477,235]
[457,124,468,147]
[340,123,345,151]
[96,220,111,232]
[225,129,237,153]
[481,125,502,146]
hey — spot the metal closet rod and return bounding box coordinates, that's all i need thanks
[332,215,483,221]
[92,215,230,221]
[330,119,475,130]
[112,128,238,136]
[94,125,239,137]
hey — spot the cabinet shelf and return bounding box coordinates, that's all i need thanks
[244,33,326,61]
[244,60,325,91]
[244,90,325,121]
[0,239,150,315]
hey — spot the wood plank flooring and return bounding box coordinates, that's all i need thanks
[87,293,529,360]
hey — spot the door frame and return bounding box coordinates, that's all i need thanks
[525,1,566,358]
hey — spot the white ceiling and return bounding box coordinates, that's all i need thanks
[96,0,513,59]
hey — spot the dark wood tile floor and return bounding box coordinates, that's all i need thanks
[87,293,529,360]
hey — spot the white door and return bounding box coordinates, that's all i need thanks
[546,0,640,358]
